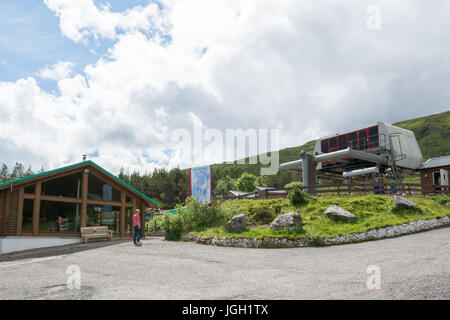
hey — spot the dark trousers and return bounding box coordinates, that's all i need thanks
[133,226,142,244]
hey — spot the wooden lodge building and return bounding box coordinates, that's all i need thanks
[419,156,450,195]
[0,161,158,253]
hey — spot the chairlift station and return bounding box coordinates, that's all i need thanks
[279,122,424,189]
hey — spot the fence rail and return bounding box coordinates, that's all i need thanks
[229,183,449,200]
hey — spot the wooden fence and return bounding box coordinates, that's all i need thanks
[230,183,449,200]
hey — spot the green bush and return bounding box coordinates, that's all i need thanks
[287,187,310,206]
[248,206,276,224]
[162,214,184,240]
[162,197,227,240]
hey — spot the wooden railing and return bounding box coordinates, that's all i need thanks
[229,183,449,200]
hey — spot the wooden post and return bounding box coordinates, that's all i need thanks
[16,187,24,236]
[32,181,41,236]
[80,169,89,228]
[140,201,145,238]
[120,192,126,235]
[131,198,136,235]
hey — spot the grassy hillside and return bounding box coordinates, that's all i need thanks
[393,110,450,160]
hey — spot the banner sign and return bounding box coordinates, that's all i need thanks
[189,165,212,204]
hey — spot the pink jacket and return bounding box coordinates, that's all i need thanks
[133,213,141,227]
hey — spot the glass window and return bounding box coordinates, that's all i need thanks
[87,204,121,233]
[125,208,132,233]
[329,137,337,151]
[39,201,81,232]
[41,172,82,198]
[358,130,367,150]
[24,185,35,194]
[321,140,329,153]
[22,199,34,233]
[348,132,357,149]
[87,174,121,202]
[338,135,347,150]
[126,196,132,203]
[368,126,379,148]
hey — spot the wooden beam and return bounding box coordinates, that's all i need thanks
[81,169,88,228]
[140,200,145,238]
[40,195,83,204]
[16,187,24,235]
[120,191,126,234]
[23,194,35,200]
[32,181,41,236]
[87,199,122,207]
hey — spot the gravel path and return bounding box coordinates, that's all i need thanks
[0,227,449,300]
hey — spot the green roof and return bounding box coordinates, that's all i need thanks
[0,160,158,206]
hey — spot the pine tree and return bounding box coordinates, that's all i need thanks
[0,164,9,183]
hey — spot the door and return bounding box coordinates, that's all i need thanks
[440,169,449,186]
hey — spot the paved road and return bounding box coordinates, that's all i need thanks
[1,228,449,299]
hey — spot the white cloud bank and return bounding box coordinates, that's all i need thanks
[1,0,450,174]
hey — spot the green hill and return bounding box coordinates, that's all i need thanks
[393,110,450,160]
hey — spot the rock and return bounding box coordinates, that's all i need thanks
[270,212,302,231]
[323,205,357,223]
[226,214,246,233]
[394,195,418,208]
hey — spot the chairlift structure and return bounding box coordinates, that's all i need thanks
[279,122,423,191]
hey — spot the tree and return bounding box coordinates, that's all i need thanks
[0,164,9,183]
[10,162,25,180]
[237,173,257,192]
[214,176,236,198]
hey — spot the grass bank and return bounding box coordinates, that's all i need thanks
[188,195,450,240]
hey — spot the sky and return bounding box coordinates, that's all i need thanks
[0,0,449,174]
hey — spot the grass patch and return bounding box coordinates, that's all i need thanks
[189,195,450,240]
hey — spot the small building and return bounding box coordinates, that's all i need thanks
[0,160,158,254]
[225,190,251,199]
[253,186,287,199]
[418,156,450,195]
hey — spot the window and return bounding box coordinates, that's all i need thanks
[358,130,367,150]
[338,135,347,150]
[88,174,121,202]
[348,132,357,149]
[87,204,121,233]
[22,199,34,233]
[368,126,379,148]
[125,208,132,233]
[24,185,35,194]
[41,172,82,198]
[321,140,329,153]
[329,137,337,151]
[39,201,81,232]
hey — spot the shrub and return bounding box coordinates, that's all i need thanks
[248,206,276,224]
[162,214,184,240]
[288,187,309,206]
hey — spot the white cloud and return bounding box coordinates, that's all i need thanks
[38,61,75,81]
[1,0,450,174]
[43,0,168,43]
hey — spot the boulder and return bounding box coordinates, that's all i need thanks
[226,214,246,233]
[323,205,357,223]
[394,195,418,208]
[270,212,302,231]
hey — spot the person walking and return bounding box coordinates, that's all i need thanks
[133,209,142,246]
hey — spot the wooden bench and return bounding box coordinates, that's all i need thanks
[81,226,113,244]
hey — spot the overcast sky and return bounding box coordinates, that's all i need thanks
[0,0,449,174]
